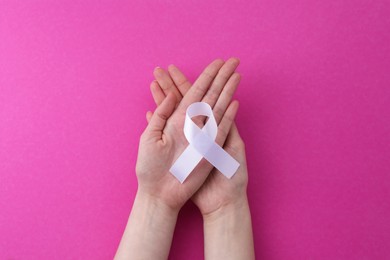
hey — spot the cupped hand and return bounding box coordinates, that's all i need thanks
[148,58,249,216]
[136,59,240,212]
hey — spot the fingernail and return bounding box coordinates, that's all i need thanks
[168,64,176,71]
[154,67,162,75]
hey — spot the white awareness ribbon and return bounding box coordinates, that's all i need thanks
[170,102,240,183]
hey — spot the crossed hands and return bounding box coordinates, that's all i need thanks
[115,58,254,260]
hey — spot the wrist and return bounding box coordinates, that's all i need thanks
[134,189,180,218]
[202,194,255,260]
[115,189,179,259]
[202,194,249,224]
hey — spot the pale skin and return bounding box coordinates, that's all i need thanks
[115,58,255,260]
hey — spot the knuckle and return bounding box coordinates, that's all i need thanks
[206,86,220,101]
[224,111,235,122]
[177,79,189,88]
[218,71,231,82]
[202,69,215,81]
[232,72,241,81]
[213,106,225,120]
[194,85,205,95]
[157,111,169,121]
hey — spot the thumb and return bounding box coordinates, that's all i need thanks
[146,93,176,138]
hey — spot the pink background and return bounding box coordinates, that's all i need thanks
[1,1,389,259]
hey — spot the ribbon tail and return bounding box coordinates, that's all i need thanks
[204,143,240,178]
[169,145,203,183]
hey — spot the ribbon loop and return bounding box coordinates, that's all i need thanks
[170,102,240,183]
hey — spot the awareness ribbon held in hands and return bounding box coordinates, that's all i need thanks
[170,102,240,183]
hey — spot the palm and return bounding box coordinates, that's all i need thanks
[192,140,248,215]
[137,110,211,209]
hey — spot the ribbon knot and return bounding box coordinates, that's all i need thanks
[170,102,240,183]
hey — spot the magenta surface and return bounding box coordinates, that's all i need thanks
[1,1,389,259]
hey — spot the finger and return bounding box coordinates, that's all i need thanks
[146,93,176,137]
[178,59,225,111]
[146,111,153,123]
[168,64,191,96]
[153,67,182,102]
[201,57,240,108]
[226,122,242,144]
[215,100,239,146]
[213,72,241,124]
[150,80,166,106]
[224,122,245,153]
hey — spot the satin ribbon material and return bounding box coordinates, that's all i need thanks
[170,102,240,183]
